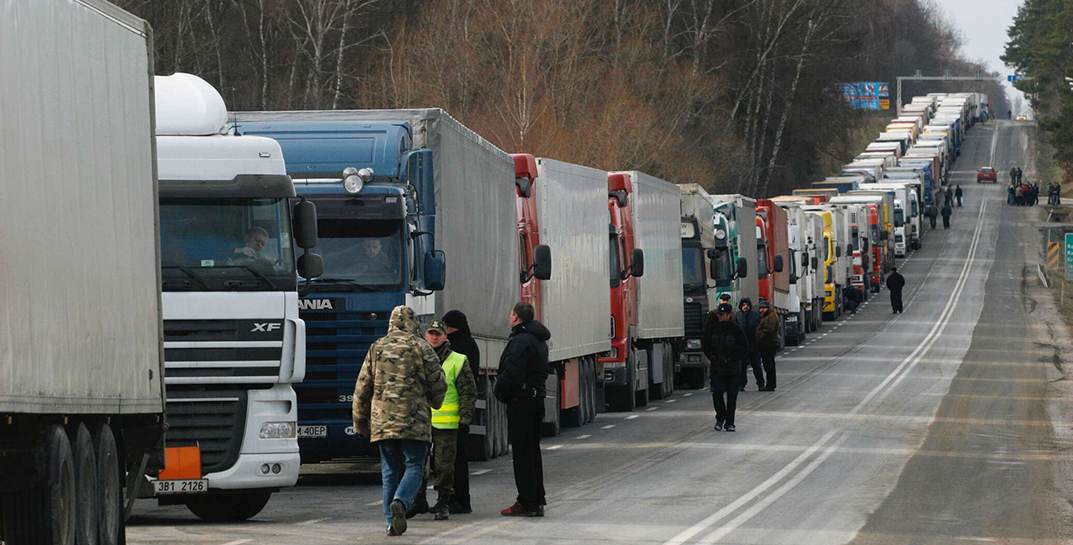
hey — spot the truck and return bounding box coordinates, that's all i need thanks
[234,108,519,461]
[678,184,719,389]
[153,73,321,521]
[848,189,896,272]
[803,207,841,319]
[603,171,684,408]
[771,196,825,336]
[871,181,922,252]
[512,154,608,431]
[1,2,163,541]
[710,194,758,306]
[755,200,791,344]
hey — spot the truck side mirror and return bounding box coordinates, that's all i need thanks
[423,250,446,291]
[802,252,810,269]
[631,248,645,277]
[736,257,748,279]
[297,253,323,280]
[811,257,819,270]
[846,244,854,255]
[774,255,784,273]
[293,199,319,250]
[610,275,622,288]
[836,246,843,258]
[533,244,552,280]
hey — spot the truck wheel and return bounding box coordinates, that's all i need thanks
[91,424,121,545]
[2,425,77,545]
[71,424,98,545]
[185,492,271,522]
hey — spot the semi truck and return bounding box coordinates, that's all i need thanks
[804,207,842,320]
[770,197,823,341]
[678,184,719,389]
[0,2,164,542]
[234,108,520,461]
[755,200,791,344]
[153,73,321,521]
[512,154,608,431]
[603,171,684,408]
[710,194,758,305]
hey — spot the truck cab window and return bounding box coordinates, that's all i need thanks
[681,246,706,288]
[313,218,403,288]
[757,244,770,277]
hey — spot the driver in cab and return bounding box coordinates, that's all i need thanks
[229,226,276,271]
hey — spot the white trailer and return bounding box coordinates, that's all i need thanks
[1,1,162,542]
[624,171,685,399]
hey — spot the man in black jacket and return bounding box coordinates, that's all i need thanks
[442,309,480,514]
[886,267,906,314]
[494,302,551,517]
[736,298,764,391]
[703,303,749,432]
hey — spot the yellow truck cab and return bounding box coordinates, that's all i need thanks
[804,208,837,318]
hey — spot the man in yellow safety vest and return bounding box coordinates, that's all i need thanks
[420,319,477,520]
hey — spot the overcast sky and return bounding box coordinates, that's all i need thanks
[935,0,1025,109]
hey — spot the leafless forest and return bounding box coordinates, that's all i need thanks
[119,0,1010,195]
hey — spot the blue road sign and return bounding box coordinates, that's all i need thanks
[1008,74,1019,82]
[1065,233,1073,280]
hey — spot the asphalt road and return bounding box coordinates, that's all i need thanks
[128,120,1073,544]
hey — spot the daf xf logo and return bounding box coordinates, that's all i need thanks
[251,322,282,333]
[299,299,334,311]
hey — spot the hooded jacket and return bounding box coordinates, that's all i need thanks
[736,298,761,347]
[702,315,748,377]
[443,309,481,380]
[494,319,551,402]
[886,271,905,292]
[352,306,447,443]
[755,308,781,352]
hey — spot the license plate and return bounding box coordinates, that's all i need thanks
[153,479,208,495]
[297,425,328,438]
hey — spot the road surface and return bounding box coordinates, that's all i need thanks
[128,120,1073,544]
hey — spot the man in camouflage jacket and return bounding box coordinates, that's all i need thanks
[352,305,446,536]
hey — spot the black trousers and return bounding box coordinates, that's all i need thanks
[507,397,545,509]
[890,289,903,313]
[760,348,777,390]
[453,426,471,508]
[740,350,764,389]
[710,373,739,426]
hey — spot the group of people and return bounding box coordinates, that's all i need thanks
[1047,182,1063,206]
[924,187,960,230]
[352,302,551,536]
[1006,166,1041,206]
[700,295,780,432]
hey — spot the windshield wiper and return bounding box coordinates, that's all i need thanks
[161,266,211,290]
[305,277,380,292]
[218,265,278,290]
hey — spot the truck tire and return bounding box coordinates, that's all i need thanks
[71,424,98,545]
[1,424,77,545]
[185,492,271,522]
[91,424,121,545]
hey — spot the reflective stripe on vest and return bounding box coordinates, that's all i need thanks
[431,351,467,429]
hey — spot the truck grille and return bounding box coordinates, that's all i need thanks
[163,320,284,387]
[299,310,388,422]
[164,390,247,474]
[684,301,706,337]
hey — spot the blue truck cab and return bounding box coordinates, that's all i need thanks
[232,114,443,462]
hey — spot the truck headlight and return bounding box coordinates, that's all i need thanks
[259,422,297,439]
[686,338,702,350]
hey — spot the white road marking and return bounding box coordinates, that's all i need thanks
[989,125,999,167]
[646,406,660,412]
[665,399,677,403]
[626,414,639,420]
[682,392,694,397]
[296,517,331,526]
[602,424,616,430]
[364,500,383,507]
[577,434,592,439]
[470,469,491,476]
[545,444,563,450]
[221,540,253,545]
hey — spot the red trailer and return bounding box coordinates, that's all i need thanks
[756,200,791,336]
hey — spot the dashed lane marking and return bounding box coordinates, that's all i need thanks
[296,517,331,526]
[626,414,639,420]
[665,399,677,403]
[545,444,563,450]
[221,540,253,545]
[577,434,592,439]
[646,406,660,412]
[682,392,694,397]
[470,469,491,476]
[364,500,383,507]
[602,424,616,430]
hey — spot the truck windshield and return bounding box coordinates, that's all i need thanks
[894,208,905,227]
[681,246,706,288]
[609,233,622,286]
[160,198,296,292]
[311,219,403,288]
[757,244,770,277]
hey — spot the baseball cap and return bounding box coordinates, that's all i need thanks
[717,303,734,314]
[426,320,447,335]
[718,293,731,300]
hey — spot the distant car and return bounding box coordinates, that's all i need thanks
[1016,114,1029,121]
[977,166,998,183]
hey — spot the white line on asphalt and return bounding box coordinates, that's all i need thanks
[221,540,253,545]
[296,517,331,526]
[646,406,660,411]
[470,469,491,476]
[665,399,677,403]
[682,392,694,397]
[577,434,592,439]
[626,415,639,420]
[989,125,999,167]
[602,424,616,429]
[663,198,990,545]
[545,444,563,450]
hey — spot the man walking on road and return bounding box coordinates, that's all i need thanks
[755,300,780,391]
[886,267,906,314]
[495,302,551,517]
[413,320,477,521]
[442,310,479,514]
[926,204,938,229]
[703,303,748,432]
[941,203,952,229]
[735,298,764,391]
[955,185,963,207]
[352,306,447,537]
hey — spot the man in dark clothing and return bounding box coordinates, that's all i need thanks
[1010,167,1018,185]
[941,203,952,229]
[755,300,780,391]
[441,309,479,514]
[702,303,748,432]
[886,267,906,314]
[954,185,963,207]
[925,204,938,229]
[495,302,551,517]
[735,298,764,391]
[1016,167,1024,184]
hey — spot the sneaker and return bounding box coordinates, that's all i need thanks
[501,502,541,517]
[387,525,401,537]
[389,499,408,535]
[433,501,450,521]
[724,424,736,432]
[714,420,723,431]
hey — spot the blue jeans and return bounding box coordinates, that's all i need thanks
[379,439,430,524]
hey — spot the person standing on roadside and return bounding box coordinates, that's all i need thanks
[495,303,551,517]
[352,306,446,537]
[702,303,748,432]
[755,300,780,391]
[441,309,479,514]
[735,298,764,391]
[954,185,963,207]
[886,267,906,314]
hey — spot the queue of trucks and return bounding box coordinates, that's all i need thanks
[1,2,991,542]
